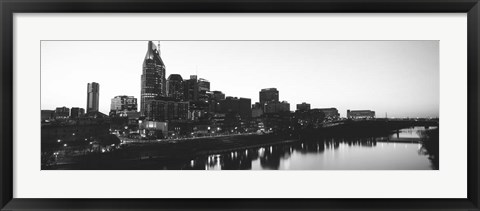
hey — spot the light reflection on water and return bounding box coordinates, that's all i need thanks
[187,127,438,170]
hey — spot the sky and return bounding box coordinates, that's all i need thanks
[41,41,439,118]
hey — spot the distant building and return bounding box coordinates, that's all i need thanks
[166,74,184,100]
[145,97,189,121]
[347,110,375,119]
[238,98,252,121]
[198,78,210,102]
[219,97,252,121]
[141,41,166,115]
[264,101,290,114]
[110,95,138,114]
[70,107,85,118]
[212,91,225,101]
[296,102,311,111]
[55,106,70,119]
[41,110,55,121]
[198,78,210,92]
[259,88,279,105]
[252,102,263,118]
[184,75,199,101]
[86,82,99,113]
[294,109,326,126]
[313,108,339,120]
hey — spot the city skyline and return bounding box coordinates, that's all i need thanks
[41,41,439,118]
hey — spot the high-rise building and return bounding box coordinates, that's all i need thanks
[145,97,189,121]
[141,41,166,115]
[87,82,99,113]
[70,107,85,118]
[198,78,211,102]
[166,74,184,100]
[184,75,199,101]
[198,78,210,92]
[110,96,137,113]
[259,88,279,105]
[296,102,311,111]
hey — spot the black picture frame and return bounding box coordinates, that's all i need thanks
[1,0,479,210]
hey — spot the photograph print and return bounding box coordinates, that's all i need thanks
[41,40,439,170]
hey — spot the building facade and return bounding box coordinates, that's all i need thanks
[264,101,290,114]
[110,95,138,113]
[166,74,184,100]
[312,108,340,120]
[219,97,252,121]
[86,82,99,113]
[296,102,311,111]
[145,97,189,122]
[183,75,199,101]
[141,41,166,115]
[259,88,279,105]
[198,78,210,102]
[41,110,55,121]
[55,106,70,119]
[70,107,85,118]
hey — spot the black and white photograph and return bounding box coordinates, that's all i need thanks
[40,40,439,170]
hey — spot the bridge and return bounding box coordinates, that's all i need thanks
[301,118,439,138]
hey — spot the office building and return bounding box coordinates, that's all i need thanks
[259,88,279,105]
[110,95,138,113]
[141,41,166,115]
[212,91,225,101]
[41,110,55,121]
[184,75,199,101]
[70,107,85,118]
[86,82,99,113]
[166,74,184,100]
[264,101,290,114]
[219,97,252,120]
[296,102,311,111]
[55,106,70,119]
[145,97,189,121]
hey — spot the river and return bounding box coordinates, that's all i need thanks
[184,126,439,170]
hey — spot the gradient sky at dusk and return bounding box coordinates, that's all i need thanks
[41,41,439,118]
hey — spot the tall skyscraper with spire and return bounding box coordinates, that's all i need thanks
[141,41,166,115]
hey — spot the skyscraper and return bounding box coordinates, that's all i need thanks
[166,74,184,100]
[184,75,199,101]
[197,78,210,102]
[141,41,166,115]
[87,82,99,113]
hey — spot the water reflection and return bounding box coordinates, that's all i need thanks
[182,127,438,170]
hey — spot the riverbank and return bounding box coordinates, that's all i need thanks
[44,133,298,170]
